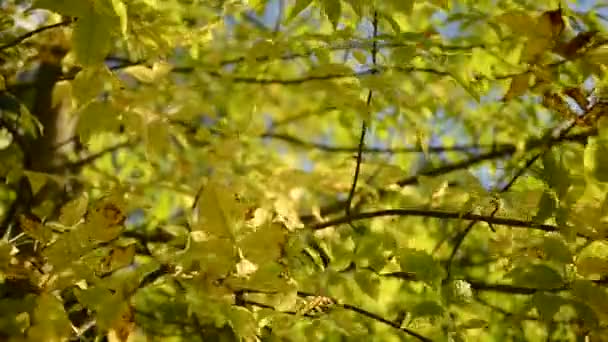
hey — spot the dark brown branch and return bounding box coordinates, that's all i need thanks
[262,132,510,153]
[338,302,432,342]
[300,127,596,224]
[236,287,432,342]
[310,208,593,238]
[346,11,378,224]
[48,140,135,173]
[0,20,74,51]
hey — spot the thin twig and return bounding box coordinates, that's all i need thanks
[309,208,589,236]
[262,132,510,153]
[48,140,135,173]
[345,11,378,221]
[0,20,74,51]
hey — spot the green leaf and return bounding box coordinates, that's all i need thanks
[541,152,570,199]
[111,0,129,38]
[320,0,342,29]
[532,292,564,322]
[32,0,91,16]
[457,319,488,330]
[388,0,414,15]
[577,256,608,278]
[288,0,313,21]
[540,236,572,264]
[343,0,364,17]
[71,66,113,106]
[353,269,380,299]
[411,300,444,318]
[571,280,608,321]
[238,223,287,264]
[533,191,556,223]
[504,73,531,100]
[505,264,564,289]
[398,248,445,286]
[59,193,89,227]
[192,181,245,239]
[145,119,171,160]
[76,101,120,142]
[0,241,11,270]
[27,293,72,341]
[72,5,116,66]
[584,137,608,183]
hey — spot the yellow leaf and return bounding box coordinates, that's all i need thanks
[72,66,113,106]
[59,193,89,227]
[522,9,564,62]
[193,181,245,238]
[320,0,342,29]
[72,7,115,66]
[98,244,136,275]
[19,213,51,243]
[577,257,608,278]
[504,73,530,100]
[145,119,171,159]
[288,0,313,21]
[496,11,534,36]
[123,65,155,83]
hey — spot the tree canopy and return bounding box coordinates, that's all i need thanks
[1,0,608,341]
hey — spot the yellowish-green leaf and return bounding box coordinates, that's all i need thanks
[505,264,563,289]
[33,0,91,17]
[124,65,155,83]
[425,0,448,9]
[495,11,534,36]
[288,0,313,20]
[76,101,120,142]
[399,248,445,286]
[59,193,89,227]
[587,46,608,66]
[504,73,530,100]
[145,119,171,159]
[458,319,488,330]
[72,6,115,66]
[388,0,414,15]
[320,0,342,29]
[19,213,51,243]
[577,256,608,278]
[239,223,287,264]
[584,138,608,183]
[344,0,364,17]
[193,181,245,238]
[27,293,72,341]
[111,0,128,38]
[71,66,113,106]
[98,244,136,275]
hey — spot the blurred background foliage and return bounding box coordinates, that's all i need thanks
[0,0,608,341]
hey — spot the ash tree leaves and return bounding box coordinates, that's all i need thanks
[3,0,608,341]
[584,137,608,183]
[398,248,445,287]
[33,0,127,66]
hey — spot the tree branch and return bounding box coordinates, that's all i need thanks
[262,132,511,153]
[48,140,135,173]
[310,208,594,238]
[236,287,432,342]
[0,20,74,51]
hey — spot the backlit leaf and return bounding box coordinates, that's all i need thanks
[320,0,341,29]
[59,193,89,227]
[504,73,530,100]
[505,264,563,289]
[72,6,116,66]
[398,248,445,286]
[577,257,608,278]
[288,0,313,20]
